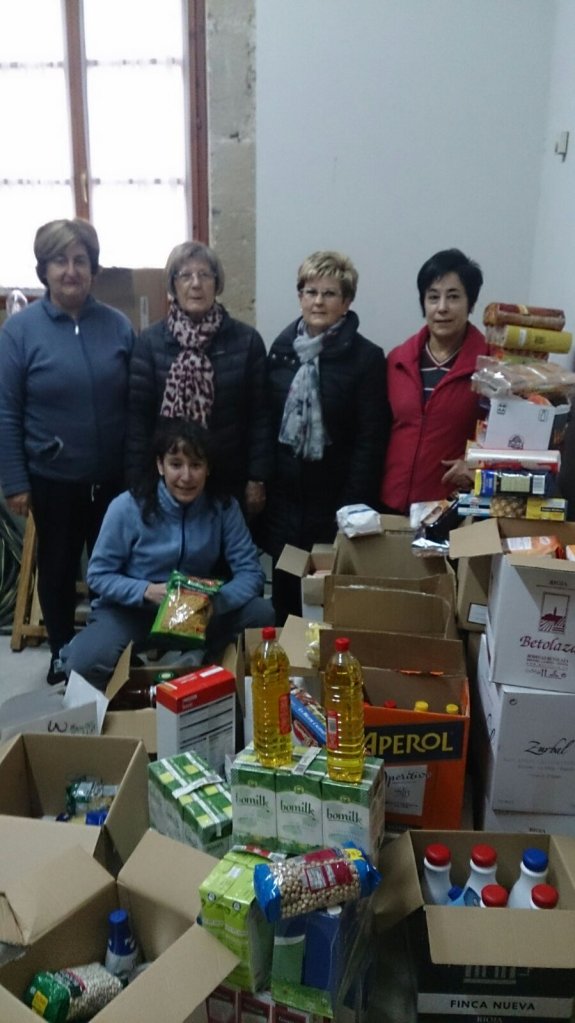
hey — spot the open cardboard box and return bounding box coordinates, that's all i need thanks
[103,642,239,755]
[322,578,457,639]
[276,543,335,620]
[0,733,149,871]
[333,514,448,579]
[319,630,468,831]
[0,672,108,743]
[0,829,238,1023]
[375,830,575,1021]
[450,517,575,649]
[324,571,456,621]
[0,817,118,946]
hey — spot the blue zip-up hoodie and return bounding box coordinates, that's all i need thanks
[0,294,134,495]
[87,481,265,614]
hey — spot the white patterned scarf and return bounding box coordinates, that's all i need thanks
[278,317,344,459]
[160,299,224,425]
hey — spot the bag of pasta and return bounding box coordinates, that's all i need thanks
[150,571,224,648]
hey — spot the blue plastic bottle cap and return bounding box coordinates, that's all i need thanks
[523,848,549,873]
[109,909,129,926]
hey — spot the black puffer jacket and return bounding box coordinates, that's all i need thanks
[260,311,390,559]
[126,310,273,500]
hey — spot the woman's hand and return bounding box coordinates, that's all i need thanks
[144,582,167,605]
[441,458,474,492]
[7,492,31,517]
[244,480,266,519]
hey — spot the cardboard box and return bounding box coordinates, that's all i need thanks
[333,515,447,580]
[455,554,490,631]
[0,829,238,1023]
[323,582,456,639]
[486,549,575,692]
[155,665,237,773]
[375,829,575,1022]
[91,266,167,331]
[480,799,575,836]
[484,396,570,451]
[476,634,575,814]
[318,629,469,831]
[0,733,149,870]
[276,544,335,621]
[0,817,120,946]
[0,671,108,742]
[102,642,238,755]
[323,572,456,623]
[451,517,575,692]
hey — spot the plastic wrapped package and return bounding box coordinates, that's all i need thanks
[471,356,575,402]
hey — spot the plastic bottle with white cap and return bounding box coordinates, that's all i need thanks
[508,848,549,908]
[421,843,452,905]
[461,844,498,907]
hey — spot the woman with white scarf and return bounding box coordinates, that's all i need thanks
[261,251,389,624]
[126,242,272,524]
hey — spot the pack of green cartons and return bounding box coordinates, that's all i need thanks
[231,743,385,859]
[148,750,232,856]
[199,848,275,992]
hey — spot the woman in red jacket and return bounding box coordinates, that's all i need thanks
[380,248,486,515]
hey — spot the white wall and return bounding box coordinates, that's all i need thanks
[255,0,554,351]
[530,0,575,367]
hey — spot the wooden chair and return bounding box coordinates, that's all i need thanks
[10,514,88,651]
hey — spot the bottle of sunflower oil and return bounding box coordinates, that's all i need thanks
[252,626,292,767]
[323,637,364,783]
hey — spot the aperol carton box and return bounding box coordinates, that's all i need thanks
[375,829,575,1022]
[318,629,469,831]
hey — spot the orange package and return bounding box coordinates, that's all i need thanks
[500,535,564,558]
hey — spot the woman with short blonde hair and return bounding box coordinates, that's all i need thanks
[261,249,389,623]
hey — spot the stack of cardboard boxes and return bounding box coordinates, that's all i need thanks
[278,517,471,834]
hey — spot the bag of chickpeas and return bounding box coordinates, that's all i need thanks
[150,570,224,648]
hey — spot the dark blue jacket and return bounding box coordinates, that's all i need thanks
[0,295,134,495]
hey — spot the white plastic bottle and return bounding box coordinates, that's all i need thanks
[530,883,559,910]
[508,847,549,908]
[479,884,508,908]
[421,843,452,905]
[461,844,498,907]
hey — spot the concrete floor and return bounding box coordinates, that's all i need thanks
[0,632,50,705]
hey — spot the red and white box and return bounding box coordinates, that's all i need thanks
[155,665,237,773]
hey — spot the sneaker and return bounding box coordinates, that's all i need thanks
[47,656,67,687]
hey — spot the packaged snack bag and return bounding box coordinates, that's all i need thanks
[151,571,224,648]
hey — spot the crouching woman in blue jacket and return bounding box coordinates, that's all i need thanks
[61,417,274,690]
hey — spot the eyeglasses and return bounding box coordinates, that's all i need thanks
[301,287,342,301]
[175,270,215,284]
